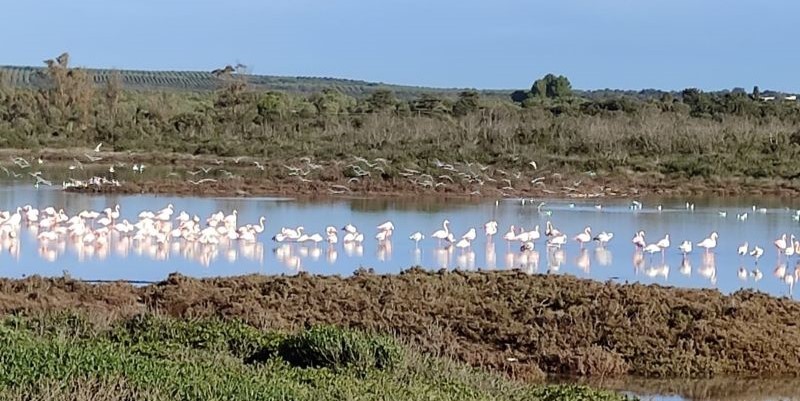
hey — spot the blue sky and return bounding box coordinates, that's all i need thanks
[2,0,798,91]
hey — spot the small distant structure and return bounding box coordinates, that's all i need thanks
[758,94,797,102]
[211,65,235,77]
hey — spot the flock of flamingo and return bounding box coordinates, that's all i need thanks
[1,201,800,294]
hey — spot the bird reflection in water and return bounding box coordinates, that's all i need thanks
[503,249,515,270]
[377,240,392,262]
[575,249,590,274]
[225,248,237,263]
[645,262,669,280]
[698,252,717,285]
[455,250,476,270]
[680,256,692,276]
[547,247,565,273]
[434,244,453,269]
[326,246,338,264]
[594,247,612,267]
[240,242,264,264]
[38,245,57,262]
[412,248,421,266]
[485,242,496,269]
[343,242,363,258]
[518,250,539,274]
[632,249,644,274]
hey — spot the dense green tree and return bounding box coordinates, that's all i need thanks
[366,89,397,113]
[453,90,480,116]
[510,90,528,103]
[409,94,450,115]
[256,91,289,122]
[310,89,356,116]
[530,74,572,99]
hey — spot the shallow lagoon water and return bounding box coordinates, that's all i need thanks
[3,184,800,400]
[2,184,800,300]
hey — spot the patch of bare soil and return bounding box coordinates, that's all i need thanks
[1,269,800,380]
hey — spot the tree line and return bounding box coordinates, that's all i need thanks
[1,58,800,181]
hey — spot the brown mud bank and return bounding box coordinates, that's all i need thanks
[65,173,800,200]
[2,268,800,380]
[4,148,800,199]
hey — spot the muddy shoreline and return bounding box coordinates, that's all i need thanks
[4,148,800,199]
[2,268,800,381]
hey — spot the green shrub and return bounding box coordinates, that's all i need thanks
[277,325,402,372]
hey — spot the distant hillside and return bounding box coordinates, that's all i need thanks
[2,65,792,102]
[0,65,512,100]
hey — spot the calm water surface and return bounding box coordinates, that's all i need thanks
[2,184,800,299]
[2,183,800,401]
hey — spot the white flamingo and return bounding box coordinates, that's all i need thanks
[409,232,424,248]
[697,232,719,253]
[484,221,498,240]
[431,220,451,245]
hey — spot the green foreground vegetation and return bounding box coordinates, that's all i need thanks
[0,313,631,401]
[2,56,800,183]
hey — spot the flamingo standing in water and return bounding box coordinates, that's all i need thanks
[484,221,498,241]
[697,232,719,254]
[573,227,592,248]
[409,232,424,248]
[593,231,614,247]
[431,220,450,246]
[679,240,692,255]
[632,231,646,249]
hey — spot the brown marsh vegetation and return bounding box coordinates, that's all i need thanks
[2,268,800,381]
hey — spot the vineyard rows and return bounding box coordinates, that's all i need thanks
[0,65,507,100]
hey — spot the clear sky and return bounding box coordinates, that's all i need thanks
[2,0,798,91]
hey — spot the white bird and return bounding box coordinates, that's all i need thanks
[737,266,748,280]
[376,221,395,235]
[643,243,662,255]
[737,242,749,256]
[342,224,358,234]
[751,268,763,282]
[573,227,592,248]
[749,246,764,261]
[545,221,562,237]
[375,230,390,242]
[594,231,614,247]
[656,234,670,251]
[697,232,718,253]
[455,238,471,251]
[94,143,102,152]
[632,231,646,248]
[461,228,477,242]
[484,221,498,239]
[547,234,567,248]
[516,226,540,243]
[409,232,424,247]
[775,234,789,251]
[678,240,692,255]
[431,220,451,244]
[503,225,517,243]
